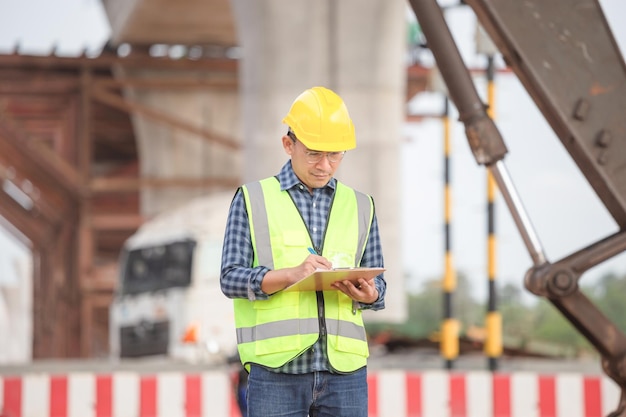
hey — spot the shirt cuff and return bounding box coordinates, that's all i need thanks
[248,266,271,301]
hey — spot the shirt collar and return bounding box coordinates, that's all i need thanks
[277,160,337,192]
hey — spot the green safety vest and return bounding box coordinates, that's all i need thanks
[234,177,374,373]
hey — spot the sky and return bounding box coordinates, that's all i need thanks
[0,0,110,56]
[0,0,625,303]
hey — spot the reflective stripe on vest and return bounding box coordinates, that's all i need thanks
[235,177,374,372]
[236,317,367,345]
[242,180,274,269]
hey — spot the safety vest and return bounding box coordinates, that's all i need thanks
[234,177,374,373]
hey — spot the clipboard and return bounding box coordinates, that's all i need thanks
[283,267,385,292]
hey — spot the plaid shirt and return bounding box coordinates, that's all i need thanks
[220,160,386,374]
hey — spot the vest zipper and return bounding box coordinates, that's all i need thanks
[286,186,335,337]
[316,291,326,337]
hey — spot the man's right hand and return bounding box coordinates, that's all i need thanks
[261,253,332,294]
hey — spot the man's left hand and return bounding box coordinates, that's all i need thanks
[332,278,378,304]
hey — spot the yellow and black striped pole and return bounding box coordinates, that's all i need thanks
[441,97,459,369]
[484,54,503,371]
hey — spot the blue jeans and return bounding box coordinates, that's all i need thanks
[246,365,368,417]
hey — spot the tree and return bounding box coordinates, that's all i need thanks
[367,272,483,339]
[585,272,626,334]
[498,282,535,346]
[367,268,625,359]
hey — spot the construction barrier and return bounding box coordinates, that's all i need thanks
[0,369,620,417]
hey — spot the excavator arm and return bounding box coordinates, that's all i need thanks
[407,0,626,415]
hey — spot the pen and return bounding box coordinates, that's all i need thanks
[307,247,317,255]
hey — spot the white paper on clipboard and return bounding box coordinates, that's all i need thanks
[283,267,385,292]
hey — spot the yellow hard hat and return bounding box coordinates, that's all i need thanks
[282,86,356,152]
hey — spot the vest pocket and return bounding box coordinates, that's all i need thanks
[282,230,308,246]
[327,294,369,357]
[255,334,302,356]
[253,291,304,355]
[324,248,355,269]
[334,334,369,357]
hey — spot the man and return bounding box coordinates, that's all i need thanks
[220,86,386,417]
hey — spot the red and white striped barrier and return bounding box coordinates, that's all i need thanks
[0,372,240,417]
[368,370,620,417]
[0,370,620,417]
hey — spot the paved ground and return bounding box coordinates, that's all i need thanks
[0,349,603,375]
[367,348,603,374]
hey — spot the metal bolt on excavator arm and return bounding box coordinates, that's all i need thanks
[407,0,626,415]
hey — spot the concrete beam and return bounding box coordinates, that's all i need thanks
[102,0,237,46]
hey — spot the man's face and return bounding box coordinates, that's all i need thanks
[282,134,345,192]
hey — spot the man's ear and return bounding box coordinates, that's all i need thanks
[282,135,293,155]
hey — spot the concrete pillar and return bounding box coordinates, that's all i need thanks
[232,0,407,321]
[115,68,241,217]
